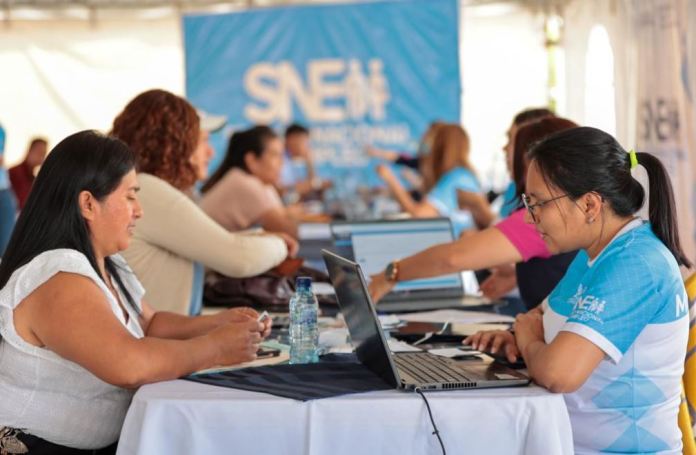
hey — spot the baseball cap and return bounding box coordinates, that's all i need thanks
[197,109,227,133]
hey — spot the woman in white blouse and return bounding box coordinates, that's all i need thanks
[0,131,270,454]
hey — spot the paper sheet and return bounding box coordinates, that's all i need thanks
[397,309,514,324]
[387,339,422,353]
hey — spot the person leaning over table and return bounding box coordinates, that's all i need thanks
[111,89,297,316]
[0,131,271,454]
[467,127,691,454]
[375,123,481,236]
[369,117,579,311]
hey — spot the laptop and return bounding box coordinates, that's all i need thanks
[322,250,529,391]
[330,218,489,311]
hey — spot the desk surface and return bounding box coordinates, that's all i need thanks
[117,378,573,455]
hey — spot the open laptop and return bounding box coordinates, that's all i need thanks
[322,250,529,391]
[330,218,489,311]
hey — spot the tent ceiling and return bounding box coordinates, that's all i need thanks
[1,0,574,10]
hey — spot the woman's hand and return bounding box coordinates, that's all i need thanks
[208,320,265,366]
[368,273,396,304]
[479,265,517,300]
[463,330,520,362]
[269,231,299,257]
[513,311,544,356]
[216,307,272,338]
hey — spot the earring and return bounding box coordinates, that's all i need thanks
[587,218,594,224]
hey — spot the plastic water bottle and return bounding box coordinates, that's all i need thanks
[289,277,319,364]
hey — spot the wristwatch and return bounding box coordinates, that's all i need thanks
[384,260,400,282]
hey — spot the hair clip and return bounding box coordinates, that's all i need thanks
[628,149,638,169]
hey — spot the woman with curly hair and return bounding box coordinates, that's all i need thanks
[111,89,295,316]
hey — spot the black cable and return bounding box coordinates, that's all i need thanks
[415,387,446,455]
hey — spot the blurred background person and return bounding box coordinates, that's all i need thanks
[202,125,300,239]
[280,123,330,203]
[368,121,445,202]
[376,123,481,236]
[497,108,554,218]
[8,137,47,211]
[0,123,17,256]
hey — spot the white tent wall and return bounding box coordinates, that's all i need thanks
[563,0,696,268]
[0,15,184,165]
[461,2,548,192]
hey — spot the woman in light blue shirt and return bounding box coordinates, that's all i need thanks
[468,127,691,454]
[376,123,481,236]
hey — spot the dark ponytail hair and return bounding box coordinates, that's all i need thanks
[528,126,691,268]
[0,130,140,311]
[202,125,277,193]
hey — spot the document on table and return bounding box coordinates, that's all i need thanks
[191,341,289,375]
[397,309,514,324]
[298,223,332,240]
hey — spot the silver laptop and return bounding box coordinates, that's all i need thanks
[322,250,529,390]
[330,218,489,311]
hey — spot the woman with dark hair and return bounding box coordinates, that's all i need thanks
[200,125,299,238]
[0,131,268,454]
[369,117,578,311]
[375,123,481,236]
[111,90,294,316]
[470,127,691,454]
[497,107,555,218]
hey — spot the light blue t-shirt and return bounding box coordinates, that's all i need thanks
[499,181,517,218]
[543,220,688,454]
[426,167,480,236]
[280,154,308,187]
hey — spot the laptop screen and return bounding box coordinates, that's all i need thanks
[322,250,400,388]
[331,218,477,294]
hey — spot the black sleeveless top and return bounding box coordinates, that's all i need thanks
[516,250,578,310]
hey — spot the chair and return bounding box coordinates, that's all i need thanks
[678,272,696,454]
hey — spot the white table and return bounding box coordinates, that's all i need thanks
[117,379,573,455]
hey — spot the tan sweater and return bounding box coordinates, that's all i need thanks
[122,173,288,314]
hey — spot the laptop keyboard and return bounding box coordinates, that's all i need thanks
[394,353,471,384]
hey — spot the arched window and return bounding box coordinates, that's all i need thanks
[584,25,616,135]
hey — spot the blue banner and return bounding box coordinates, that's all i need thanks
[183,0,461,185]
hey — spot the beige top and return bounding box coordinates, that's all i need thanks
[200,168,284,232]
[121,173,287,314]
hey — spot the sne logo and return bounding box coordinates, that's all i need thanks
[568,284,606,324]
[244,58,390,124]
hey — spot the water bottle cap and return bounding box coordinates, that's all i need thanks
[295,276,312,290]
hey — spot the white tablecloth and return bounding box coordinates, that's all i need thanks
[117,379,573,455]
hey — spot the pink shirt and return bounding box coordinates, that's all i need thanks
[200,168,283,231]
[494,208,551,261]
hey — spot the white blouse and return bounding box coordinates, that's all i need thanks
[0,249,145,449]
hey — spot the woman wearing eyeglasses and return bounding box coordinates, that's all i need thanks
[475,127,690,454]
[369,117,578,310]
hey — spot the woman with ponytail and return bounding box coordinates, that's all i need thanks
[468,127,691,454]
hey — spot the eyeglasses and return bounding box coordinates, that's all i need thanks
[521,193,569,223]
